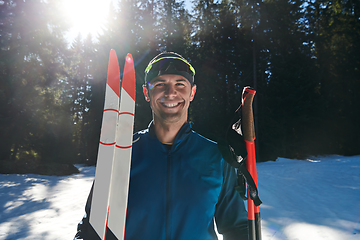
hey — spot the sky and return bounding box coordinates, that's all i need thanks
[0,154,359,239]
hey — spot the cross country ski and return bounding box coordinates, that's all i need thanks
[89,49,136,240]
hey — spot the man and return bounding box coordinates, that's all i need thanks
[75,52,248,240]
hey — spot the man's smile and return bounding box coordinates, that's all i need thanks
[160,101,183,108]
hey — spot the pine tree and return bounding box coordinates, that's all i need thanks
[0,0,70,167]
[304,0,360,155]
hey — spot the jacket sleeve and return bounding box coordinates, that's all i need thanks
[74,182,96,240]
[214,161,249,240]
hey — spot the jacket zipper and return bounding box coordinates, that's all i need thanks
[166,150,172,240]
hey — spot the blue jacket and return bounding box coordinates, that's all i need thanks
[75,122,248,240]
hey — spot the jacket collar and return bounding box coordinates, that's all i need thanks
[148,121,192,150]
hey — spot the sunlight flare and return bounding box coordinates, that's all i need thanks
[62,0,113,38]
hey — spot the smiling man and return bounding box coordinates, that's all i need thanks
[143,74,196,143]
[75,52,248,240]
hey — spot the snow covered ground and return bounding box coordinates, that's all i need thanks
[0,155,359,240]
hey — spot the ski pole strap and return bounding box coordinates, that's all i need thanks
[218,140,262,207]
[235,169,247,201]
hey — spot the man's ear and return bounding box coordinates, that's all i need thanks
[143,84,150,102]
[190,84,197,102]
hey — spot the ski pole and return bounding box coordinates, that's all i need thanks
[241,87,262,240]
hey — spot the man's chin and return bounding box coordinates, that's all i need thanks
[156,113,187,124]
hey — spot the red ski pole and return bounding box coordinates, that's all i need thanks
[241,87,262,240]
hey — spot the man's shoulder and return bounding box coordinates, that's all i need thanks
[190,130,218,147]
[189,131,225,168]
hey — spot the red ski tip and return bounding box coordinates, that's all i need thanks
[107,49,121,97]
[123,54,136,101]
[126,54,133,64]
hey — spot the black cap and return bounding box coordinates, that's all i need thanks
[144,52,195,85]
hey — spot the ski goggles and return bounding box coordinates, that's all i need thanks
[144,56,196,85]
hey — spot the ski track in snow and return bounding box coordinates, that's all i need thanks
[0,155,359,240]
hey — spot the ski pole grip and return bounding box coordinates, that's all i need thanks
[242,87,256,142]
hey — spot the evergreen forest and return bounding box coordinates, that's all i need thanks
[1,0,359,175]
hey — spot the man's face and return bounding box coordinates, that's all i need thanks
[143,74,196,125]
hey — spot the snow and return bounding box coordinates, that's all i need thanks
[257,155,360,240]
[0,166,95,240]
[0,155,359,240]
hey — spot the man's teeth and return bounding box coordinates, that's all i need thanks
[163,102,179,107]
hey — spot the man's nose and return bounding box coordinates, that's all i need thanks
[165,85,177,97]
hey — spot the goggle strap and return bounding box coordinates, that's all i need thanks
[145,56,195,75]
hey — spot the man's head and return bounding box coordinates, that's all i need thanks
[143,52,196,125]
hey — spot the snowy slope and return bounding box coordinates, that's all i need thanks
[0,166,95,240]
[257,155,360,240]
[0,155,359,240]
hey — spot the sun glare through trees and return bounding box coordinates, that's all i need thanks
[61,0,113,39]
